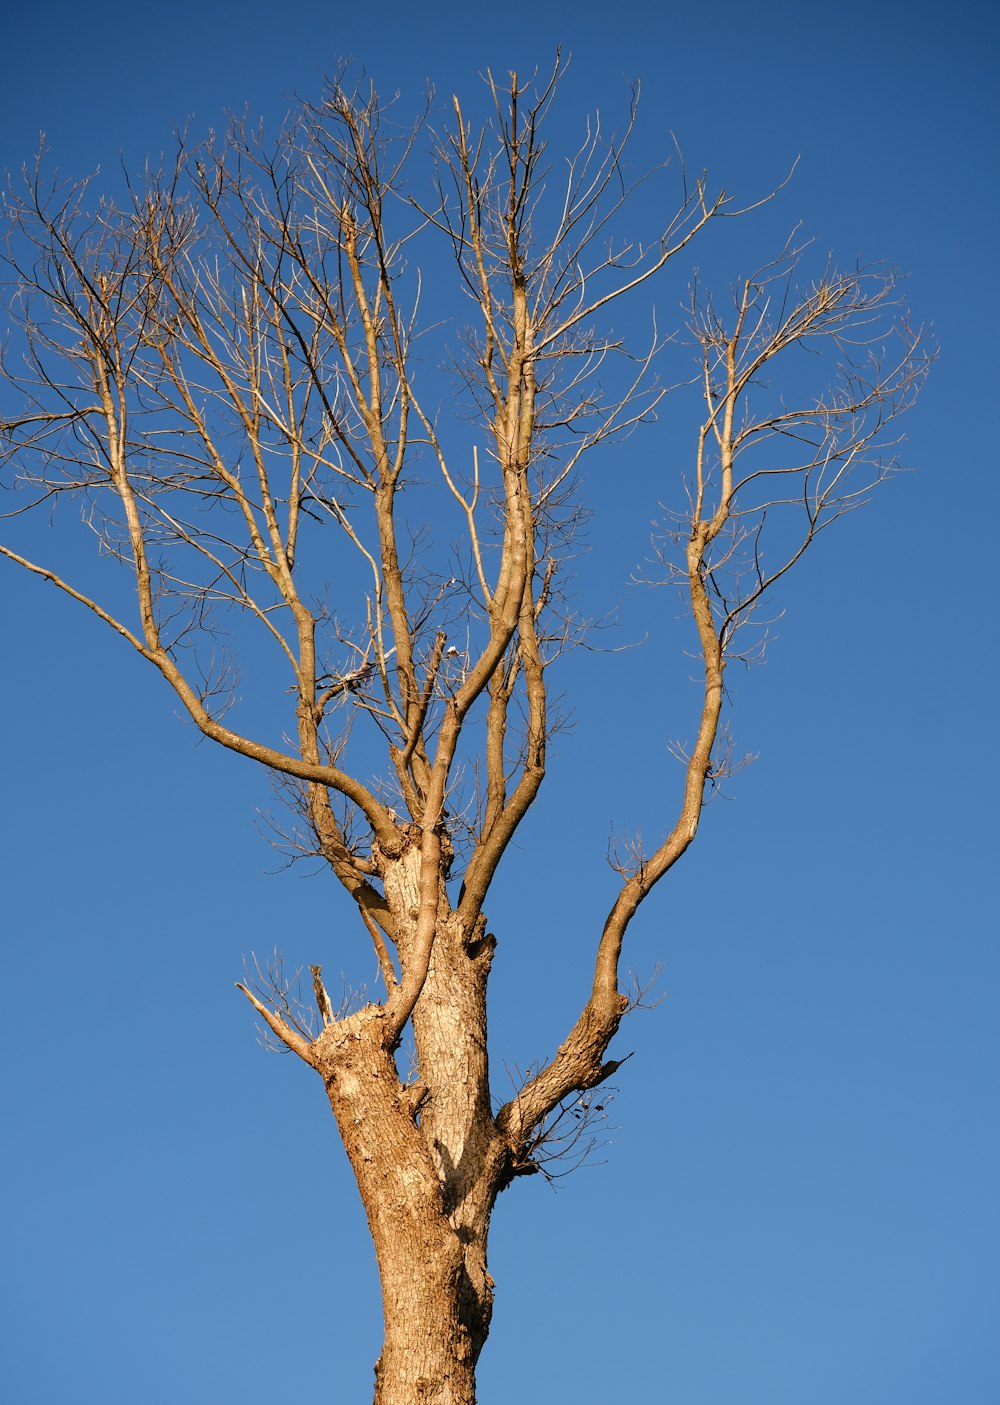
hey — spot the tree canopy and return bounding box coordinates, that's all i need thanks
[0,61,932,1404]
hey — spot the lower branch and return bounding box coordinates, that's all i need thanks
[236,983,316,1064]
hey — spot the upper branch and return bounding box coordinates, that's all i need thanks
[496,247,933,1154]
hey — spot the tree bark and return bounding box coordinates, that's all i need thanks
[311,822,508,1405]
[313,1007,495,1404]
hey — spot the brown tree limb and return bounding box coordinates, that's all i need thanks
[236,982,317,1064]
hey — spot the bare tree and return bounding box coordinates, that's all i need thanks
[0,61,930,1405]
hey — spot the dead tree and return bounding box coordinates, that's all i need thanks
[0,61,930,1405]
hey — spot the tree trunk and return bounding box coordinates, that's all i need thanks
[312,1002,498,1405]
[372,1217,485,1405]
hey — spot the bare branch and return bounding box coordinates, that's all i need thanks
[0,70,930,1395]
[236,981,317,1064]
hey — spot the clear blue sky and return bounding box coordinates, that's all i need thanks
[1,2,997,1401]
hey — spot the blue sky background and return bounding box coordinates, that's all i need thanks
[1,2,997,1401]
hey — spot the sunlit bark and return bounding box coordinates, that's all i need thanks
[0,59,931,1402]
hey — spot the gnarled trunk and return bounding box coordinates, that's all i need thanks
[313,1008,498,1403]
[371,1212,490,1405]
[311,835,507,1403]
